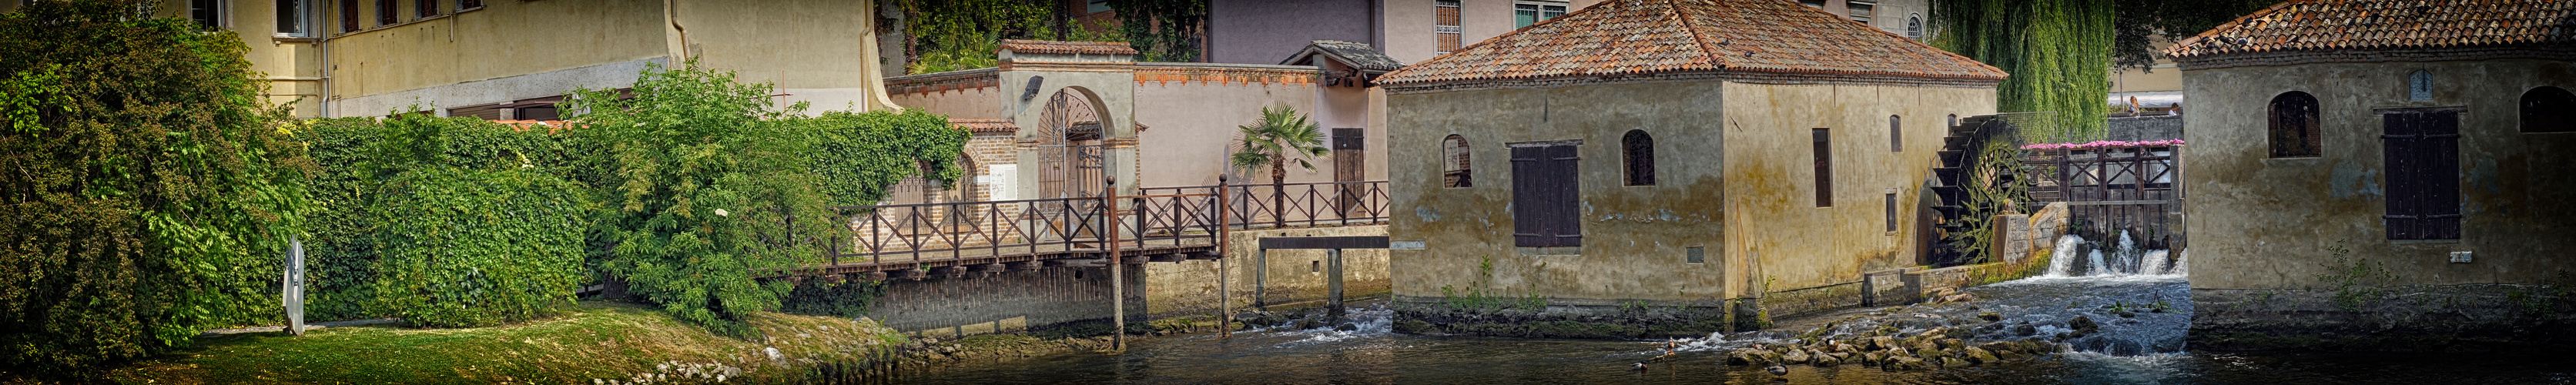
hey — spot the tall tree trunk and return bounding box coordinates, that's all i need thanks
[1271,158,1286,228]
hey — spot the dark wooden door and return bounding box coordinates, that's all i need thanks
[2381,111,2461,239]
[1512,144,1581,247]
[1332,128,1365,214]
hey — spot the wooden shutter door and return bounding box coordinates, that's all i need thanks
[1547,144,1583,246]
[1512,146,1547,246]
[2382,113,2424,239]
[2421,112,2463,239]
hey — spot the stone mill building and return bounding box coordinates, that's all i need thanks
[2166,0,2576,349]
[1377,0,2005,336]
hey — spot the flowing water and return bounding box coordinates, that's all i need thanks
[870,236,2576,384]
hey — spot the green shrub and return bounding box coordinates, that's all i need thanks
[802,109,970,206]
[299,115,578,322]
[370,167,591,327]
[0,0,316,372]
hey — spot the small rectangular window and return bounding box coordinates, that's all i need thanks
[340,0,358,32]
[1847,2,1874,24]
[190,0,223,29]
[1814,129,1833,207]
[1088,0,1111,13]
[1687,246,1706,264]
[458,0,478,8]
[276,0,309,36]
[1799,0,1825,8]
[375,0,395,25]
[416,0,437,18]
[1890,116,1903,152]
[1884,192,1898,233]
[1513,2,1567,28]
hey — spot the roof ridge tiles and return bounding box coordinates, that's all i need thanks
[1378,0,2005,87]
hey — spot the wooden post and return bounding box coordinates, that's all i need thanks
[285,235,305,336]
[1217,175,1232,338]
[1105,177,1124,351]
[1327,248,1345,323]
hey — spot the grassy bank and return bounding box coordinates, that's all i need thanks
[66,302,904,384]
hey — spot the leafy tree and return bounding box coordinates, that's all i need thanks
[897,0,1057,74]
[1102,0,1206,62]
[1228,105,1329,220]
[0,0,315,372]
[2112,0,2278,72]
[1930,0,2115,139]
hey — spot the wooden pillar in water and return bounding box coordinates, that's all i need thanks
[1327,248,1345,323]
[1106,178,1124,351]
[1217,175,1233,338]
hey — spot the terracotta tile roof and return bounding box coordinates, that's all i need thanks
[1281,40,1407,72]
[948,119,1018,132]
[2167,0,2576,59]
[1375,0,2005,86]
[999,39,1140,55]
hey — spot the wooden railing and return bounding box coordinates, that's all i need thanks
[817,180,1389,268]
[1141,180,1390,229]
[2023,145,2183,248]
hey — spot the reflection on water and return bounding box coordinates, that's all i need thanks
[873,242,2576,384]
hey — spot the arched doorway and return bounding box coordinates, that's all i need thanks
[1036,89,1108,202]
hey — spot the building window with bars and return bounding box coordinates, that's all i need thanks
[2522,86,2575,133]
[1814,128,1833,207]
[1435,0,1462,54]
[1622,130,1654,186]
[416,0,437,18]
[189,0,223,29]
[2269,91,2322,158]
[1442,134,1473,188]
[375,0,395,25]
[1514,1,1566,28]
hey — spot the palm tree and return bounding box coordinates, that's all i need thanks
[1229,105,1330,227]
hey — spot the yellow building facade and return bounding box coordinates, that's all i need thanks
[5,0,900,118]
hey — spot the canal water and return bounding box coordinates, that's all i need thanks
[876,236,2576,385]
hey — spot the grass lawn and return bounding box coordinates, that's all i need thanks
[80,301,903,384]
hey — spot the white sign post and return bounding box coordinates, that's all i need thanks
[284,235,305,336]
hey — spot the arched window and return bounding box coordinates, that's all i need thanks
[1623,130,1656,186]
[1906,14,1923,39]
[1442,135,1472,188]
[1889,115,1904,152]
[2523,86,2576,133]
[2269,91,2322,158]
[2407,70,2434,101]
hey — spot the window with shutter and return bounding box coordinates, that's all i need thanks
[340,0,357,32]
[375,0,394,25]
[2380,110,2461,240]
[1512,143,1581,247]
[1435,0,1462,54]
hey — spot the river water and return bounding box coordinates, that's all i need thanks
[876,236,2576,385]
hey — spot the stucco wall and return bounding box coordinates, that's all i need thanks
[1387,79,1992,308]
[325,0,665,105]
[1206,0,1375,65]
[2181,59,2576,290]
[1131,65,1326,187]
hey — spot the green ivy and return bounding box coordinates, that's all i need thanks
[0,0,316,373]
[297,116,576,322]
[369,167,591,327]
[802,109,970,206]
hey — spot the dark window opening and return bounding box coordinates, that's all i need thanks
[1907,15,1922,39]
[374,0,395,25]
[2408,70,2434,101]
[416,0,437,18]
[276,0,307,36]
[190,0,222,29]
[1622,130,1655,186]
[2269,91,2322,158]
[1512,143,1581,247]
[1310,260,1320,273]
[340,0,357,32]
[1442,135,1472,188]
[1814,129,1833,207]
[2521,86,2576,133]
[1884,192,1898,233]
[459,0,478,8]
[2380,110,2461,240]
[1889,115,1903,152]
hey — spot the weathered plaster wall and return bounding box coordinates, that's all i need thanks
[1388,81,1733,306]
[887,69,1004,119]
[1144,226,1392,316]
[1717,82,1995,300]
[324,0,665,109]
[2181,59,2576,291]
[1387,79,1992,316]
[1130,64,1326,188]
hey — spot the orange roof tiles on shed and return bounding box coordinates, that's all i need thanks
[1375,0,2006,87]
[2166,0,2576,59]
[1000,39,1141,55]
